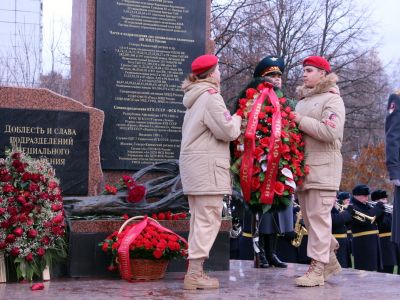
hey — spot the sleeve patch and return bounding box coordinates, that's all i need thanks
[223,111,232,121]
[207,88,218,94]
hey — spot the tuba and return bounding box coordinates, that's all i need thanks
[335,202,376,224]
[291,210,308,247]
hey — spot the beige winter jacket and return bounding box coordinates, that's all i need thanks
[179,78,241,195]
[295,73,345,191]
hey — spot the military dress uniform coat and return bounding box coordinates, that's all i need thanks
[376,212,398,269]
[385,93,400,245]
[350,198,384,271]
[331,206,352,267]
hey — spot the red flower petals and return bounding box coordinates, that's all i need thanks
[30,283,44,291]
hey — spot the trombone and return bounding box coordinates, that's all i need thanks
[367,201,393,214]
[335,202,376,224]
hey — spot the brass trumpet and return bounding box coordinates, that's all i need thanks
[367,201,393,214]
[335,202,376,224]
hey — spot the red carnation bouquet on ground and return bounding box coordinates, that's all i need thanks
[0,148,67,281]
[100,216,188,278]
[103,174,146,203]
[231,82,308,212]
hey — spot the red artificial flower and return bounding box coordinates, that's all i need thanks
[48,181,58,189]
[51,204,63,212]
[157,212,165,220]
[274,181,285,195]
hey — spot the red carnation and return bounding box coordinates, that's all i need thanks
[10,247,20,257]
[25,253,33,262]
[0,241,7,250]
[13,227,24,237]
[22,172,31,181]
[246,88,258,99]
[11,152,21,160]
[41,236,50,245]
[6,234,16,243]
[2,183,14,193]
[27,229,38,238]
[51,204,63,212]
[48,181,58,189]
[105,184,118,195]
[153,249,163,259]
[274,181,285,195]
[37,247,46,257]
[126,185,146,203]
[52,214,64,224]
[157,212,166,220]
[0,207,5,215]
[102,242,109,252]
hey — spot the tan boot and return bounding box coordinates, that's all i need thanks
[324,250,342,280]
[183,259,219,290]
[295,259,325,287]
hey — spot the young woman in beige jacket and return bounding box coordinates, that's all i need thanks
[180,54,242,290]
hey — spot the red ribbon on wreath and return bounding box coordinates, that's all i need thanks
[240,85,282,204]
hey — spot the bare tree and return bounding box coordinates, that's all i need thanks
[212,0,391,158]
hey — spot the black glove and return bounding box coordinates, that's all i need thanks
[375,201,385,214]
[346,204,355,216]
[284,231,296,240]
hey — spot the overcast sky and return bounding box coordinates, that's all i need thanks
[42,0,400,74]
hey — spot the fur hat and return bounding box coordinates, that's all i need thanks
[371,189,388,201]
[191,54,218,75]
[352,184,370,196]
[337,192,351,201]
[303,56,331,73]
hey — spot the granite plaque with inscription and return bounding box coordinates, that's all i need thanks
[95,0,207,170]
[0,108,89,195]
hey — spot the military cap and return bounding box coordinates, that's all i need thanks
[352,184,370,196]
[254,56,285,78]
[337,192,351,201]
[191,54,218,75]
[371,189,388,201]
[303,56,331,73]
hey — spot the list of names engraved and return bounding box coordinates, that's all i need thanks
[95,0,206,169]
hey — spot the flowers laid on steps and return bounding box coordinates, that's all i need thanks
[231,82,308,212]
[100,216,188,280]
[103,175,146,203]
[0,149,67,282]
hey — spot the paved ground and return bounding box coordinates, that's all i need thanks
[1,260,400,300]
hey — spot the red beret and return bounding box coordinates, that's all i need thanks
[191,54,218,75]
[303,56,331,73]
